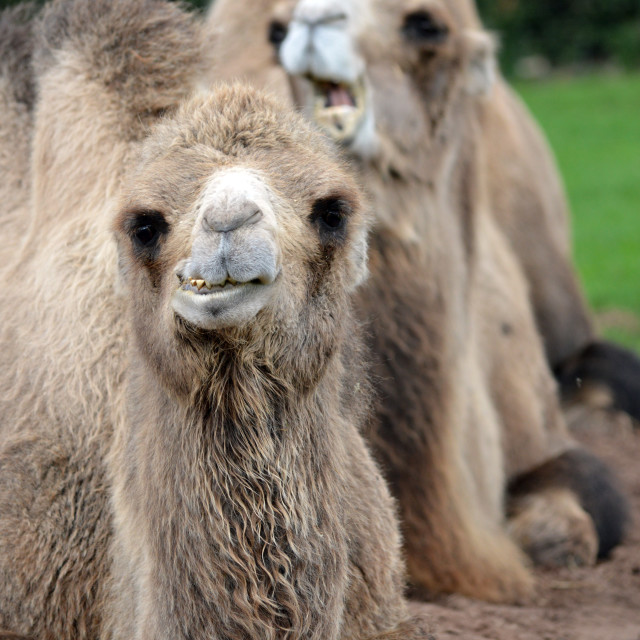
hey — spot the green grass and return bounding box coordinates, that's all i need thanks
[514,73,640,352]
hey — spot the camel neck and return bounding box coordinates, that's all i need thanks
[110,351,350,640]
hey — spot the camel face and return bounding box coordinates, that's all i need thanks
[118,163,284,332]
[114,88,367,339]
[273,0,493,158]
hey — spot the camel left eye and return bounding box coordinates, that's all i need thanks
[402,10,449,44]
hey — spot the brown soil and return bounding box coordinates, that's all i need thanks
[595,309,640,335]
[410,410,640,640]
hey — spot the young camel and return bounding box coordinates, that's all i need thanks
[0,1,431,638]
[205,0,640,422]
[205,0,630,602]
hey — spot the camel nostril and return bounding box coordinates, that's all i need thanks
[202,202,264,234]
[244,208,264,228]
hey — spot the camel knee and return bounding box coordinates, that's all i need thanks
[508,487,598,568]
[508,448,630,565]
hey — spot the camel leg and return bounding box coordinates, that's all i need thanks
[508,487,597,567]
[507,448,630,567]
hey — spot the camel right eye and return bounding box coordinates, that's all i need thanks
[268,21,288,48]
[134,225,160,248]
[402,10,449,44]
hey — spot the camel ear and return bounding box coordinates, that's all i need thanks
[463,30,496,96]
[348,228,369,291]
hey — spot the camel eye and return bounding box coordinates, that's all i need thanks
[311,197,349,239]
[126,211,169,257]
[268,21,288,48]
[134,225,160,248]
[319,207,344,229]
[402,10,449,44]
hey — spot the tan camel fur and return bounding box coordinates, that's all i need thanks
[0,1,432,638]
[205,0,629,602]
[476,79,592,365]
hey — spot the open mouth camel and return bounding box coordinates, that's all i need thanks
[206,0,630,602]
[0,1,433,638]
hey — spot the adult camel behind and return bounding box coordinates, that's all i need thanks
[205,0,630,602]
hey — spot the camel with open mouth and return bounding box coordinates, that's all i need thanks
[205,0,630,602]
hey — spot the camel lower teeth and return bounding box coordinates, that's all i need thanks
[183,278,240,291]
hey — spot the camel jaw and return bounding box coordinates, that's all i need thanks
[172,274,278,331]
[172,281,274,331]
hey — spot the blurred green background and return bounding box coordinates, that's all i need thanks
[515,75,640,351]
[477,0,640,75]
[1,0,639,349]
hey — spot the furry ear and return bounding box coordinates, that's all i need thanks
[347,228,369,291]
[462,30,496,96]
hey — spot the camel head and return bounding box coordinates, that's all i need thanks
[114,85,368,391]
[262,0,495,161]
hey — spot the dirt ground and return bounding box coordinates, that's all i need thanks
[410,409,640,640]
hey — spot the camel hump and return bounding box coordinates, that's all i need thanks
[0,2,38,109]
[33,0,205,114]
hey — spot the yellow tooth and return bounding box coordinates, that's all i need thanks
[195,279,206,290]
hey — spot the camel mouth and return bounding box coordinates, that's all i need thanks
[178,275,264,295]
[308,75,367,143]
[172,273,277,331]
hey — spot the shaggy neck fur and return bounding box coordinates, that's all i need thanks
[110,308,359,639]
